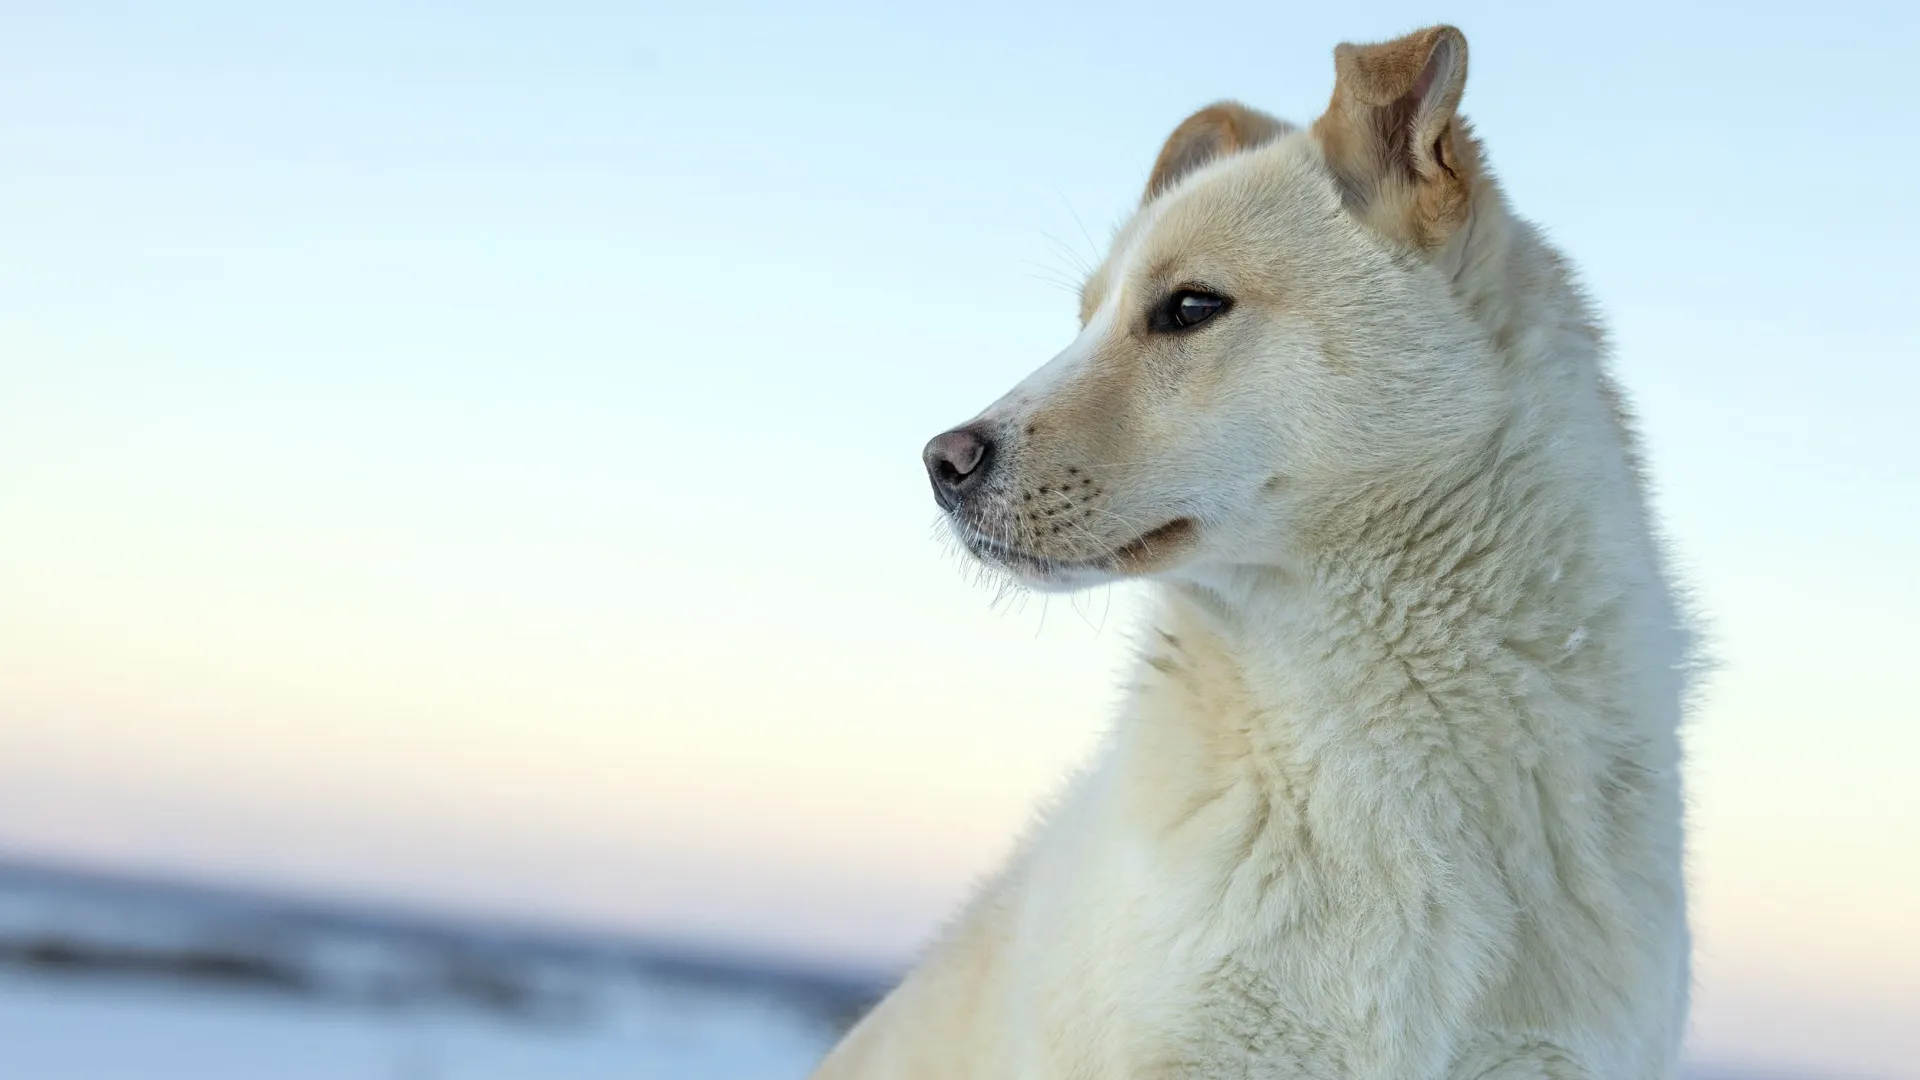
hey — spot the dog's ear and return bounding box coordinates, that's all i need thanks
[1311,25,1477,249]
[1143,102,1293,203]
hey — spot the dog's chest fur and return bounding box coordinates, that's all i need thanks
[999,561,1687,1080]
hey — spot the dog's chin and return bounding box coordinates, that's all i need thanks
[955,534,1112,593]
[954,518,1198,594]
[998,556,1120,595]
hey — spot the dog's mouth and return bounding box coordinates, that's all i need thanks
[961,518,1197,578]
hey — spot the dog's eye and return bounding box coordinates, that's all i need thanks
[1151,290,1230,332]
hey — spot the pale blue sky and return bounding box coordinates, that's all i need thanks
[2,3,1917,1077]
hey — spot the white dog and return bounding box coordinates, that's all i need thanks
[812,24,1694,1080]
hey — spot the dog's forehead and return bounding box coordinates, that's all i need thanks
[1080,137,1328,322]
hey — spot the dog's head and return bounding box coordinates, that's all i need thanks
[925,26,1510,592]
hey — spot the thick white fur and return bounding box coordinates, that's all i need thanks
[812,37,1693,1080]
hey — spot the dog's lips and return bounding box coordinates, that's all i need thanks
[961,518,1196,577]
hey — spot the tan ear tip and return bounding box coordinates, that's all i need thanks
[1405,26,1468,98]
[1428,25,1469,62]
[1330,41,1364,83]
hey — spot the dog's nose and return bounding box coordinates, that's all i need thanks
[923,426,995,510]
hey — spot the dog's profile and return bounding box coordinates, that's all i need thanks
[811,24,1692,1080]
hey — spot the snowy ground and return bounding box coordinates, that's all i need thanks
[0,859,869,1080]
[0,970,836,1080]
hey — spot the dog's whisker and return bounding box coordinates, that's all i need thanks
[1053,189,1104,272]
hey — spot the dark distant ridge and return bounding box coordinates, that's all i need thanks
[0,851,891,1029]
